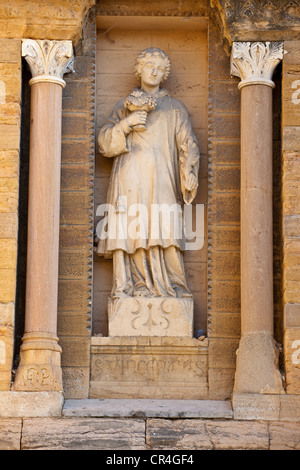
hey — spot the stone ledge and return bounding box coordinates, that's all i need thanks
[0,391,64,417]
[63,398,233,419]
[91,335,208,349]
[2,392,299,421]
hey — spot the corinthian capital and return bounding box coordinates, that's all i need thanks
[22,39,74,87]
[230,42,284,89]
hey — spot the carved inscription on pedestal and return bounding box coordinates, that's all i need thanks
[93,355,205,382]
[90,336,208,399]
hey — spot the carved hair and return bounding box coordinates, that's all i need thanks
[134,47,171,83]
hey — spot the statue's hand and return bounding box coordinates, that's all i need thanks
[126,111,147,128]
[185,173,198,191]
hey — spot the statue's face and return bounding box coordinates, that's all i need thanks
[139,55,167,88]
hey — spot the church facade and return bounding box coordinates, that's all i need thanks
[0,0,299,449]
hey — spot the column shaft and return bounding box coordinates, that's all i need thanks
[25,82,62,334]
[241,84,274,335]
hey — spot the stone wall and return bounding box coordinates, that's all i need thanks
[282,40,300,394]
[58,7,96,398]
[1,416,299,450]
[0,39,21,390]
[207,19,241,399]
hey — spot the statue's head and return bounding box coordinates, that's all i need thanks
[134,47,171,84]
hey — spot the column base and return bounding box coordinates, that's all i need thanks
[234,331,285,395]
[12,332,63,392]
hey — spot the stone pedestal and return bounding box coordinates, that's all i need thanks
[97,296,197,399]
[108,296,193,337]
[90,336,208,400]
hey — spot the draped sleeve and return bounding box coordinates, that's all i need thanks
[97,99,132,158]
[174,101,200,205]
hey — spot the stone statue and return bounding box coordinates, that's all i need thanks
[96,47,200,336]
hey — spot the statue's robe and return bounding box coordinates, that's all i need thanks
[97,88,200,298]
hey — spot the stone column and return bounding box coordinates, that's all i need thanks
[13,40,73,391]
[230,42,285,395]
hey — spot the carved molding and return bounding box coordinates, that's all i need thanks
[212,0,300,18]
[22,39,74,87]
[210,0,300,47]
[97,0,209,17]
[230,41,284,89]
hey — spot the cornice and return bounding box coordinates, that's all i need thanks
[210,0,300,45]
[96,0,209,17]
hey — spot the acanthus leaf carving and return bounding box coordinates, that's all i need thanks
[262,0,278,10]
[241,0,258,17]
[22,39,74,83]
[230,41,284,89]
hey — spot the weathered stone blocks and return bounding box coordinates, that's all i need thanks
[21,417,145,450]
[146,418,269,450]
[1,414,300,450]
[0,418,22,450]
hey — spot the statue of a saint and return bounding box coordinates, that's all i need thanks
[96,47,200,302]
